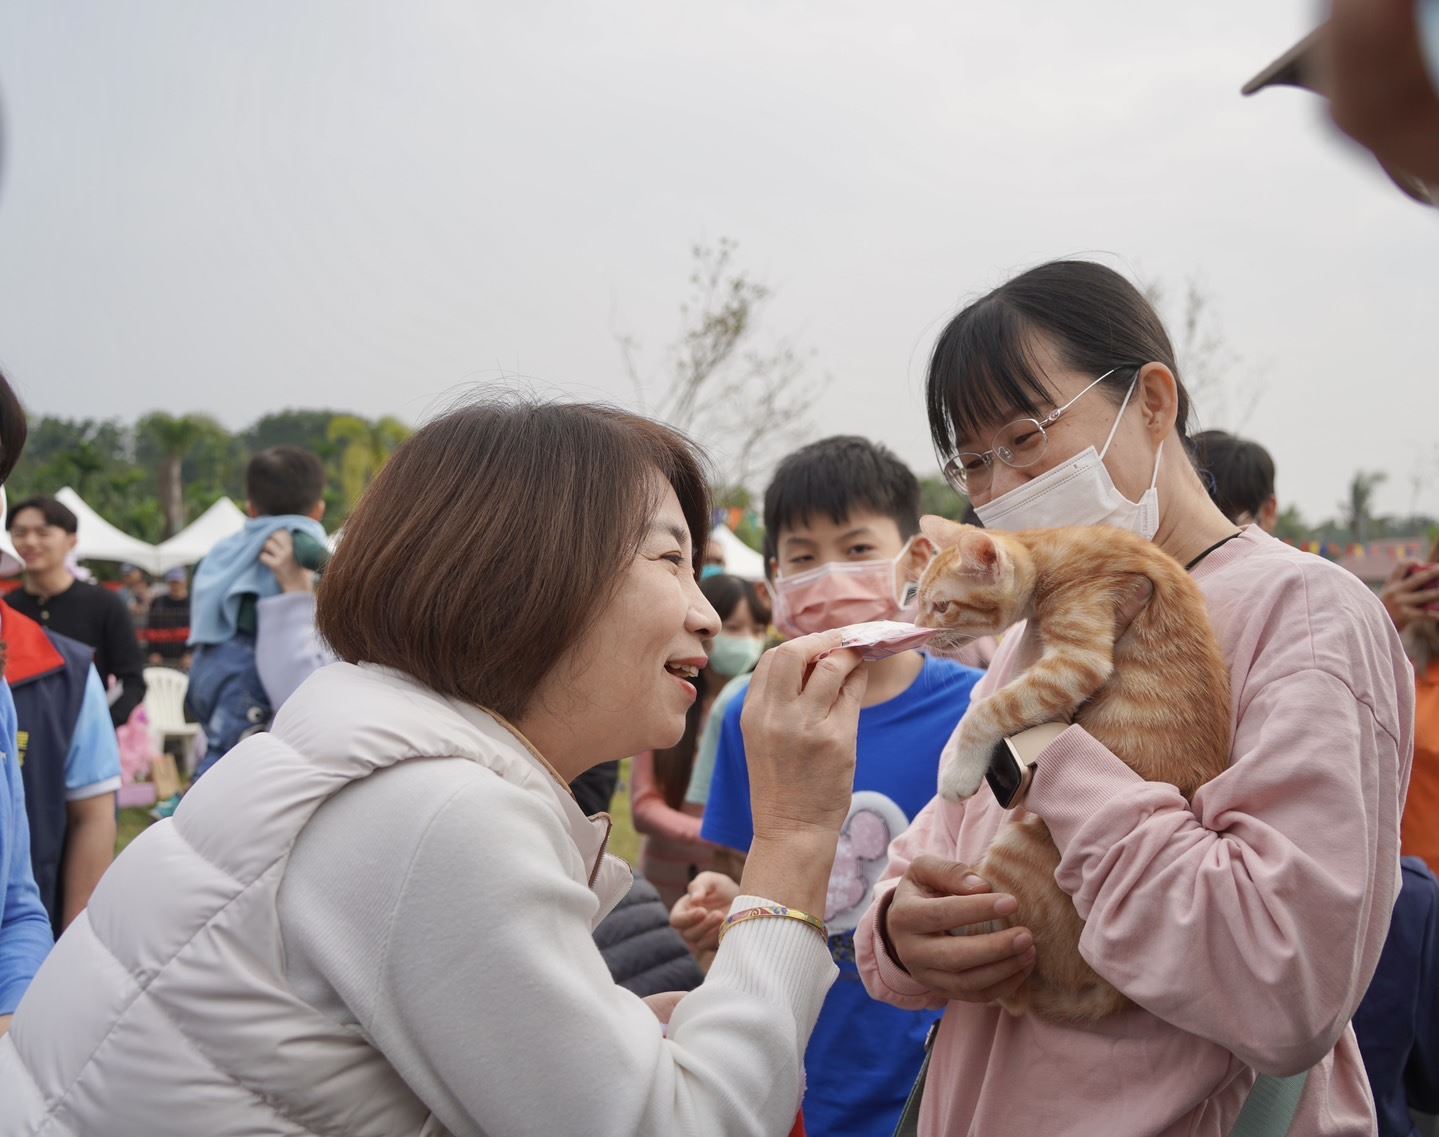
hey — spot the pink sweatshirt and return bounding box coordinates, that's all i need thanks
[631,750,715,910]
[856,526,1415,1136]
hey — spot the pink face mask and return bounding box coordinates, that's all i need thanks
[772,545,918,638]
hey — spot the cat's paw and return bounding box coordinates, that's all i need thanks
[938,725,994,801]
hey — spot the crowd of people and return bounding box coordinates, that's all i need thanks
[0,11,1435,1135]
[0,257,1432,1137]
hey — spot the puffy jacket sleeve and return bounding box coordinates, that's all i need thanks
[281,768,836,1137]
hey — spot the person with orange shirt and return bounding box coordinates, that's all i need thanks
[1383,536,1439,872]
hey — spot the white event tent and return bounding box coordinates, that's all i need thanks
[2,489,251,576]
[56,487,165,571]
[155,497,247,573]
[708,524,765,581]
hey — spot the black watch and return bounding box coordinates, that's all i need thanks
[985,723,1068,809]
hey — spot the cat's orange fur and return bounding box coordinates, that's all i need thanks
[915,517,1232,1023]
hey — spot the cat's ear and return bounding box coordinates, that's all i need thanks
[920,514,966,549]
[959,529,1001,574]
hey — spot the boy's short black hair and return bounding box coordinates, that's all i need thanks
[246,446,327,517]
[1191,430,1275,523]
[7,495,78,534]
[762,436,921,572]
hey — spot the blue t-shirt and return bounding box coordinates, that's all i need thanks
[65,669,122,800]
[702,654,985,1137]
[0,679,54,1014]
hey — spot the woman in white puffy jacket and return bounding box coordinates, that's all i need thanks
[1,399,1023,1137]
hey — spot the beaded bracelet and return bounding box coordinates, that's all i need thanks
[717,903,828,944]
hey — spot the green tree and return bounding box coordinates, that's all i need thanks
[326,415,412,517]
[135,413,232,537]
[1271,504,1310,544]
[1340,470,1389,545]
[918,476,969,523]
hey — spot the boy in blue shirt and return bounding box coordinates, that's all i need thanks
[700,436,984,1137]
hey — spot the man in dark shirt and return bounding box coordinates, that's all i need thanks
[144,567,192,669]
[7,496,147,727]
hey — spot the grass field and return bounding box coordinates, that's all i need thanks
[118,758,644,866]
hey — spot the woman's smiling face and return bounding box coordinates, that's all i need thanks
[518,476,720,773]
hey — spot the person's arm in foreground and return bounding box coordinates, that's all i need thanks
[61,795,115,931]
[631,750,705,845]
[60,667,121,929]
[291,633,867,1137]
[255,530,335,708]
[0,684,54,1035]
[102,596,147,727]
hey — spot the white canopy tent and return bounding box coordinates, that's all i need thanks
[155,497,247,572]
[708,524,765,581]
[55,487,163,571]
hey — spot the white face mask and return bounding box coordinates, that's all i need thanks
[974,376,1164,540]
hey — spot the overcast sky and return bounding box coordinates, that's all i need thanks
[0,1,1434,524]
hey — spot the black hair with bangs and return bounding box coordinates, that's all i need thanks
[762,435,920,575]
[926,260,1194,465]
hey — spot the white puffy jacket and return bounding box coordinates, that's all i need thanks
[0,663,632,1136]
[0,663,834,1137]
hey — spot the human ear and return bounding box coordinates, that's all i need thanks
[900,535,937,583]
[1135,364,1180,441]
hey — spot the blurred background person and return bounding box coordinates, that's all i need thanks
[0,369,54,1039]
[1191,429,1279,532]
[6,496,147,728]
[144,567,192,669]
[0,596,119,936]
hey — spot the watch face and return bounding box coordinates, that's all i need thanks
[986,742,1023,807]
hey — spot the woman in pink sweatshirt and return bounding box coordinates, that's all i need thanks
[858,261,1414,1136]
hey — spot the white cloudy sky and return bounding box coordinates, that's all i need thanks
[0,1,1435,524]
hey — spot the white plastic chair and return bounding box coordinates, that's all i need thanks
[143,667,201,776]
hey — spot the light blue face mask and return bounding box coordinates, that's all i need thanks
[1421,0,1439,91]
[700,564,726,581]
[708,633,764,678]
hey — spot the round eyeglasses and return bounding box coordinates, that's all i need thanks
[942,366,1133,494]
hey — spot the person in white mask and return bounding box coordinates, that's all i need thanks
[857,259,1414,1137]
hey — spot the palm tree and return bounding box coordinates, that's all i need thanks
[1340,470,1388,545]
[326,415,412,516]
[136,413,229,537]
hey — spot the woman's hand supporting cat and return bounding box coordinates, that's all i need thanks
[880,855,1036,1003]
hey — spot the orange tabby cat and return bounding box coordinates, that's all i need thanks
[914,517,1232,1023]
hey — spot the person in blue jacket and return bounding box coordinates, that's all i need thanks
[1352,857,1439,1137]
[0,369,54,1035]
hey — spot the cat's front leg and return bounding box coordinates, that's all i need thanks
[939,709,1004,801]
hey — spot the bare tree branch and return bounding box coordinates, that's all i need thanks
[616,237,822,490]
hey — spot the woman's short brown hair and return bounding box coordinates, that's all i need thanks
[317,397,711,718]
